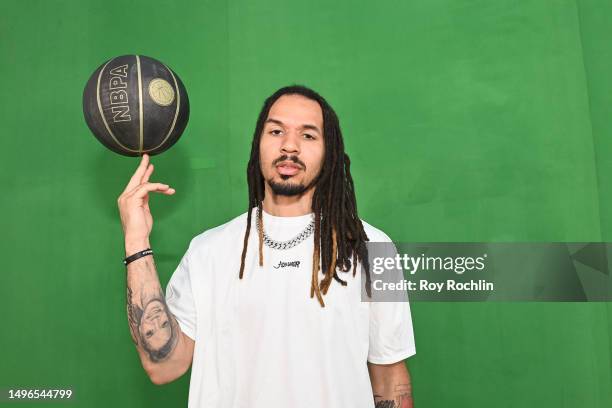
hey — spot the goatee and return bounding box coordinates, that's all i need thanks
[267,178,308,196]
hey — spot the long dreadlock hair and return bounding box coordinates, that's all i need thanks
[238,85,372,307]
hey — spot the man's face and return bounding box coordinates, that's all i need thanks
[139,300,172,351]
[259,94,325,196]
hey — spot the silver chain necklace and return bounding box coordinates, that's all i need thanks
[256,211,315,250]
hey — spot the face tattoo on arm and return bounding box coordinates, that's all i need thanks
[126,283,180,363]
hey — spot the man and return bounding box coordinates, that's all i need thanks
[118,85,416,407]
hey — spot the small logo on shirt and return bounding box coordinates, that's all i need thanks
[273,260,301,269]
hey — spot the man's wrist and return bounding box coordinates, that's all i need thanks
[125,238,151,256]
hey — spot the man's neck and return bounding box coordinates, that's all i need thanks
[261,186,314,217]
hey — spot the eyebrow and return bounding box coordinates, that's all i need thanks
[265,118,321,134]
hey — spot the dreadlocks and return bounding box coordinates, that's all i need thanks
[238,85,372,307]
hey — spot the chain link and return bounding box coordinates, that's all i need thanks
[256,213,315,250]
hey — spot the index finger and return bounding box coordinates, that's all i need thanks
[122,154,150,194]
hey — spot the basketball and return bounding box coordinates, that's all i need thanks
[83,55,190,156]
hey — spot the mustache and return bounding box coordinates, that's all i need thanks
[272,155,306,170]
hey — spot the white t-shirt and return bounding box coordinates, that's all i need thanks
[165,208,416,408]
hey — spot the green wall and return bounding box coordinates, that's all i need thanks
[1,0,610,406]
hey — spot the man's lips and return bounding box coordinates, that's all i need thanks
[276,161,302,176]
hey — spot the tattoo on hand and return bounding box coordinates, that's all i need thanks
[374,384,412,408]
[126,284,179,363]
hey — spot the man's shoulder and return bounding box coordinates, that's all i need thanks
[360,219,394,243]
[189,211,249,250]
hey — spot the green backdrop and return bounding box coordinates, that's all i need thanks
[1,0,611,406]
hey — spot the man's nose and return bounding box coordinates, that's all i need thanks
[280,131,300,154]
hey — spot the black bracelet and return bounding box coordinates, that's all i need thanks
[123,248,154,266]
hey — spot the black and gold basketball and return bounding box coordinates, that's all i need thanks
[83,55,189,156]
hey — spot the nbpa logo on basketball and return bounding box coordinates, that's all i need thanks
[108,64,131,123]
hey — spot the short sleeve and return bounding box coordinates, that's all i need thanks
[165,240,197,340]
[367,233,416,364]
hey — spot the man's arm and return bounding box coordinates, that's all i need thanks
[117,154,195,385]
[367,360,413,408]
[125,239,195,385]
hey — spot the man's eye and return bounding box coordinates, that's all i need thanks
[270,129,282,135]
[146,330,154,338]
[303,134,314,140]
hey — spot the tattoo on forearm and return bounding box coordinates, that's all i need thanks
[126,283,179,363]
[374,384,413,408]
[126,286,140,345]
[374,400,395,408]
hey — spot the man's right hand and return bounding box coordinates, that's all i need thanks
[117,153,175,251]
[118,154,193,385]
